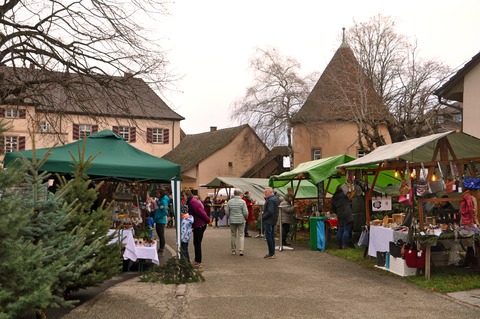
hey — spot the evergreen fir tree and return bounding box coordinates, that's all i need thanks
[57,143,121,293]
[0,147,83,318]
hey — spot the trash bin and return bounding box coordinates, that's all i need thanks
[310,216,326,251]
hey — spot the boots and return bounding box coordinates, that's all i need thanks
[158,249,164,257]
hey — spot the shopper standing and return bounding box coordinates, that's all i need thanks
[226,189,248,256]
[331,185,353,249]
[183,190,210,268]
[242,191,255,237]
[279,194,295,246]
[262,187,279,259]
[154,189,169,257]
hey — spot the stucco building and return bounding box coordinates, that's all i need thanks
[162,125,271,199]
[291,39,392,167]
[0,66,184,160]
[434,51,480,138]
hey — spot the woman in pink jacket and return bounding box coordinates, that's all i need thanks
[182,190,210,268]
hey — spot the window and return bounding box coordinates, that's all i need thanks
[117,126,130,141]
[112,126,136,142]
[79,124,92,139]
[357,149,366,158]
[152,128,163,143]
[453,113,462,123]
[147,128,169,144]
[73,124,98,140]
[5,109,19,118]
[39,121,51,132]
[312,149,321,160]
[3,136,25,153]
[437,115,444,124]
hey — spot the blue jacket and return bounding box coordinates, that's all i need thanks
[262,194,279,225]
[154,195,169,225]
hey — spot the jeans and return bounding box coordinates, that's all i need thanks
[180,242,190,263]
[264,224,275,256]
[155,223,166,250]
[193,225,207,263]
[230,223,245,251]
[337,220,353,248]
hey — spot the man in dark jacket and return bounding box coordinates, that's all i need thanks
[262,187,279,259]
[331,185,353,249]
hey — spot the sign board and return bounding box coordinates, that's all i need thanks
[371,196,392,211]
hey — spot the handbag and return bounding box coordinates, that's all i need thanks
[399,179,411,196]
[416,163,431,197]
[357,226,369,247]
[463,176,480,189]
[389,240,403,258]
[429,162,446,193]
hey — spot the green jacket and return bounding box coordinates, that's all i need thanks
[225,196,248,224]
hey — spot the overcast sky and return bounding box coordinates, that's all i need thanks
[156,0,480,135]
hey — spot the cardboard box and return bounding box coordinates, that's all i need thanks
[388,255,417,276]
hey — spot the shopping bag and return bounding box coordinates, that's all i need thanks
[357,227,369,247]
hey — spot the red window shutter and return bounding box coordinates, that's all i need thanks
[163,129,169,144]
[92,125,98,134]
[19,109,26,119]
[130,127,136,143]
[73,124,79,140]
[18,136,26,151]
[0,109,4,118]
[147,128,152,143]
[0,136,4,154]
[112,126,118,134]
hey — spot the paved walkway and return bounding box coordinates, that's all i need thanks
[61,226,480,319]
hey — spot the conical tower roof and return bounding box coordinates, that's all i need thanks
[293,39,391,123]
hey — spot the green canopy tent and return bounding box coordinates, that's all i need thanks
[3,129,181,182]
[4,130,184,254]
[269,154,401,201]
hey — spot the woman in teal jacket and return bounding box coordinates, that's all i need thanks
[154,189,169,256]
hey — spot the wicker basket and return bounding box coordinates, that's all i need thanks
[392,213,405,224]
[371,219,383,226]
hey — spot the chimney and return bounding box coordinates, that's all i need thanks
[29,63,35,70]
[124,72,133,78]
[210,126,217,132]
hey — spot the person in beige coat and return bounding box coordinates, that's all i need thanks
[226,189,248,256]
[279,194,295,246]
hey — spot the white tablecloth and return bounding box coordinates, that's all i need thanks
[108,229,159,265]
[368,226,395,257]
[368,225,408,257]
[125,244,159,265]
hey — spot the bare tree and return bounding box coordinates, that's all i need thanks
[347,14,453,142]
[0,0,175,141]
[230,47,317,166]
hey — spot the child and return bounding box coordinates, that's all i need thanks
[146,211,154,239]
[180,204,194,263]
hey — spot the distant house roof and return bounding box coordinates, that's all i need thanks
[434,51,480,102]
[242,146,289,178]
[292,43,391,123]
[0,66,184,121]
[162,125,250,172]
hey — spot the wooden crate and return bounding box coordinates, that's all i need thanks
[388,255,417,276]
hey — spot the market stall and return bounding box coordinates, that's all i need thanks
[338,130,480,279]
[269,154,401,250]
[4,129,183,262]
